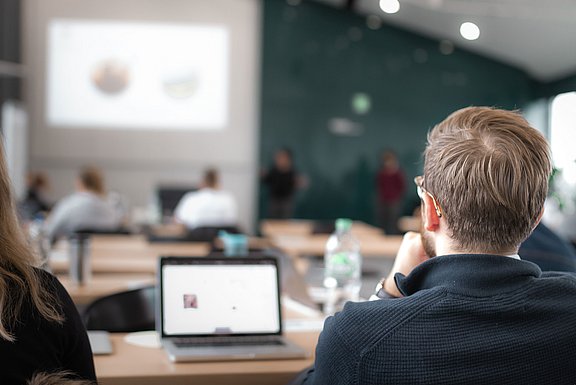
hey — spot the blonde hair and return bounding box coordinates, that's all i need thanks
[27,371,94,385]
[79,167,105,195]
[0,142,63,341]
[424,106,552,252]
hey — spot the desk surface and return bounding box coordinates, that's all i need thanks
[56,234,322,384]
[261,219,383,237]
[49,235,211,275]
[272,233,403,259]
[59,273,155,305]
[95,331,317,385]
[53,234,270,305]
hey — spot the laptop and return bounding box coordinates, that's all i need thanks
[157,256,309,362]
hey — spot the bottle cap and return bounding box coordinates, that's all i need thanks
[335,218,352,232]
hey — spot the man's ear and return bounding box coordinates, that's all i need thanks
[422,194,441,232]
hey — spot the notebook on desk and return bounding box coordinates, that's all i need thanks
[157,256,309,362]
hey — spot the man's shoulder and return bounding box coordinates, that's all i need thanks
[328,290,447,338]
[537,270,576,290]
[178,191,202,204]
[61,192,102,208]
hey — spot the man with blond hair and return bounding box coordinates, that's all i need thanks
[292,107,576,385]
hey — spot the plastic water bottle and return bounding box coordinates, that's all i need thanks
[323,218,362,314]
[27,215,50,271]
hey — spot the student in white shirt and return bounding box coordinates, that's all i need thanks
[43,167,122,243]
[174,168,238,229]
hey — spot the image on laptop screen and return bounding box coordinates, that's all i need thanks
[161,259,281,336]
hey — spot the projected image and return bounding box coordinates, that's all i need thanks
[163,71,199,100]
[91,59,131,95]
[47,20,229,130]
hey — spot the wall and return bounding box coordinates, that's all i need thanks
[540,71,576,98]
[23,0,261,231]
[259,0,539,224]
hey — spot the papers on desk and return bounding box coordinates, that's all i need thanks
[281,296,326,332]
[124,330,161,349]
[88,330,113,355]
[284,318,326,332]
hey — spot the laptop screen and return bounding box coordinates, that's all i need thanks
[160,257,282,337]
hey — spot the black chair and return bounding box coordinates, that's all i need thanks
[311,220,336,234]
[147,225,242,243]
[156,185,197,218]
[82,286,156,332]
[75,227,133,236]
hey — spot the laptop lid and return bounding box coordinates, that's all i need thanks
[158,256,283,339]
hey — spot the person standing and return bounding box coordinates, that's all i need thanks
[376,150,406,234]
[262,148,301,219]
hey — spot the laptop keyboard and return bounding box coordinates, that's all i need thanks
[173,336,285,348]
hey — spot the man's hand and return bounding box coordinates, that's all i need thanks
[383,231,430,297]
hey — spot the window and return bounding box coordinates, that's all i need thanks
[550,91,576,188]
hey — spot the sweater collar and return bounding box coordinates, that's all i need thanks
[395,254,542,297]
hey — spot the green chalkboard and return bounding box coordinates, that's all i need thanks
[259,0,539,226]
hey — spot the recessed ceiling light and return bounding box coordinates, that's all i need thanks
[379,0,400,14]
[460,22,480,40]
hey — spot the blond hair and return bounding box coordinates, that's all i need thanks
[27,371,94,385]
[424,106,552,252]
[0,142,63,341]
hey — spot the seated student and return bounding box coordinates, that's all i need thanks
[174,168,238,229]
[0,145,95,383]
[290,107,576,385]
[43,166,122,243]
[18,171,52,222]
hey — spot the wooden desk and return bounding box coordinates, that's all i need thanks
[270,233,402,274]
[59,274,155,305]
[261,219,383,238]
[398,216,421,233]
[54,234,272,305]
[271,233,402,259]
[49,235,211,274]
[95,331,317,385]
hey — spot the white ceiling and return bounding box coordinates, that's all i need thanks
[311,0,576,82]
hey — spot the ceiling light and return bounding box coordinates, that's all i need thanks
[460,22,480,40]
[379,0,400,14]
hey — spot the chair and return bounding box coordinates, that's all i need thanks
[311,220,336,234]
[74,227,133,236]
[156,185,197,218]
[147,225,242,243]
[82,286,156,332]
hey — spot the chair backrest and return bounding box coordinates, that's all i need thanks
[156,185,197,218]
[147,225,242,243]
[82,285,156,332]
[74,228,133,236]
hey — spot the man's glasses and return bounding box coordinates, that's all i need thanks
[414,176,443,218]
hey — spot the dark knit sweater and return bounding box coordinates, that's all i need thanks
[298,255,576,385]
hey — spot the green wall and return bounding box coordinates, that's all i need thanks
[540,72,576,98]
[259,0,539,224]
